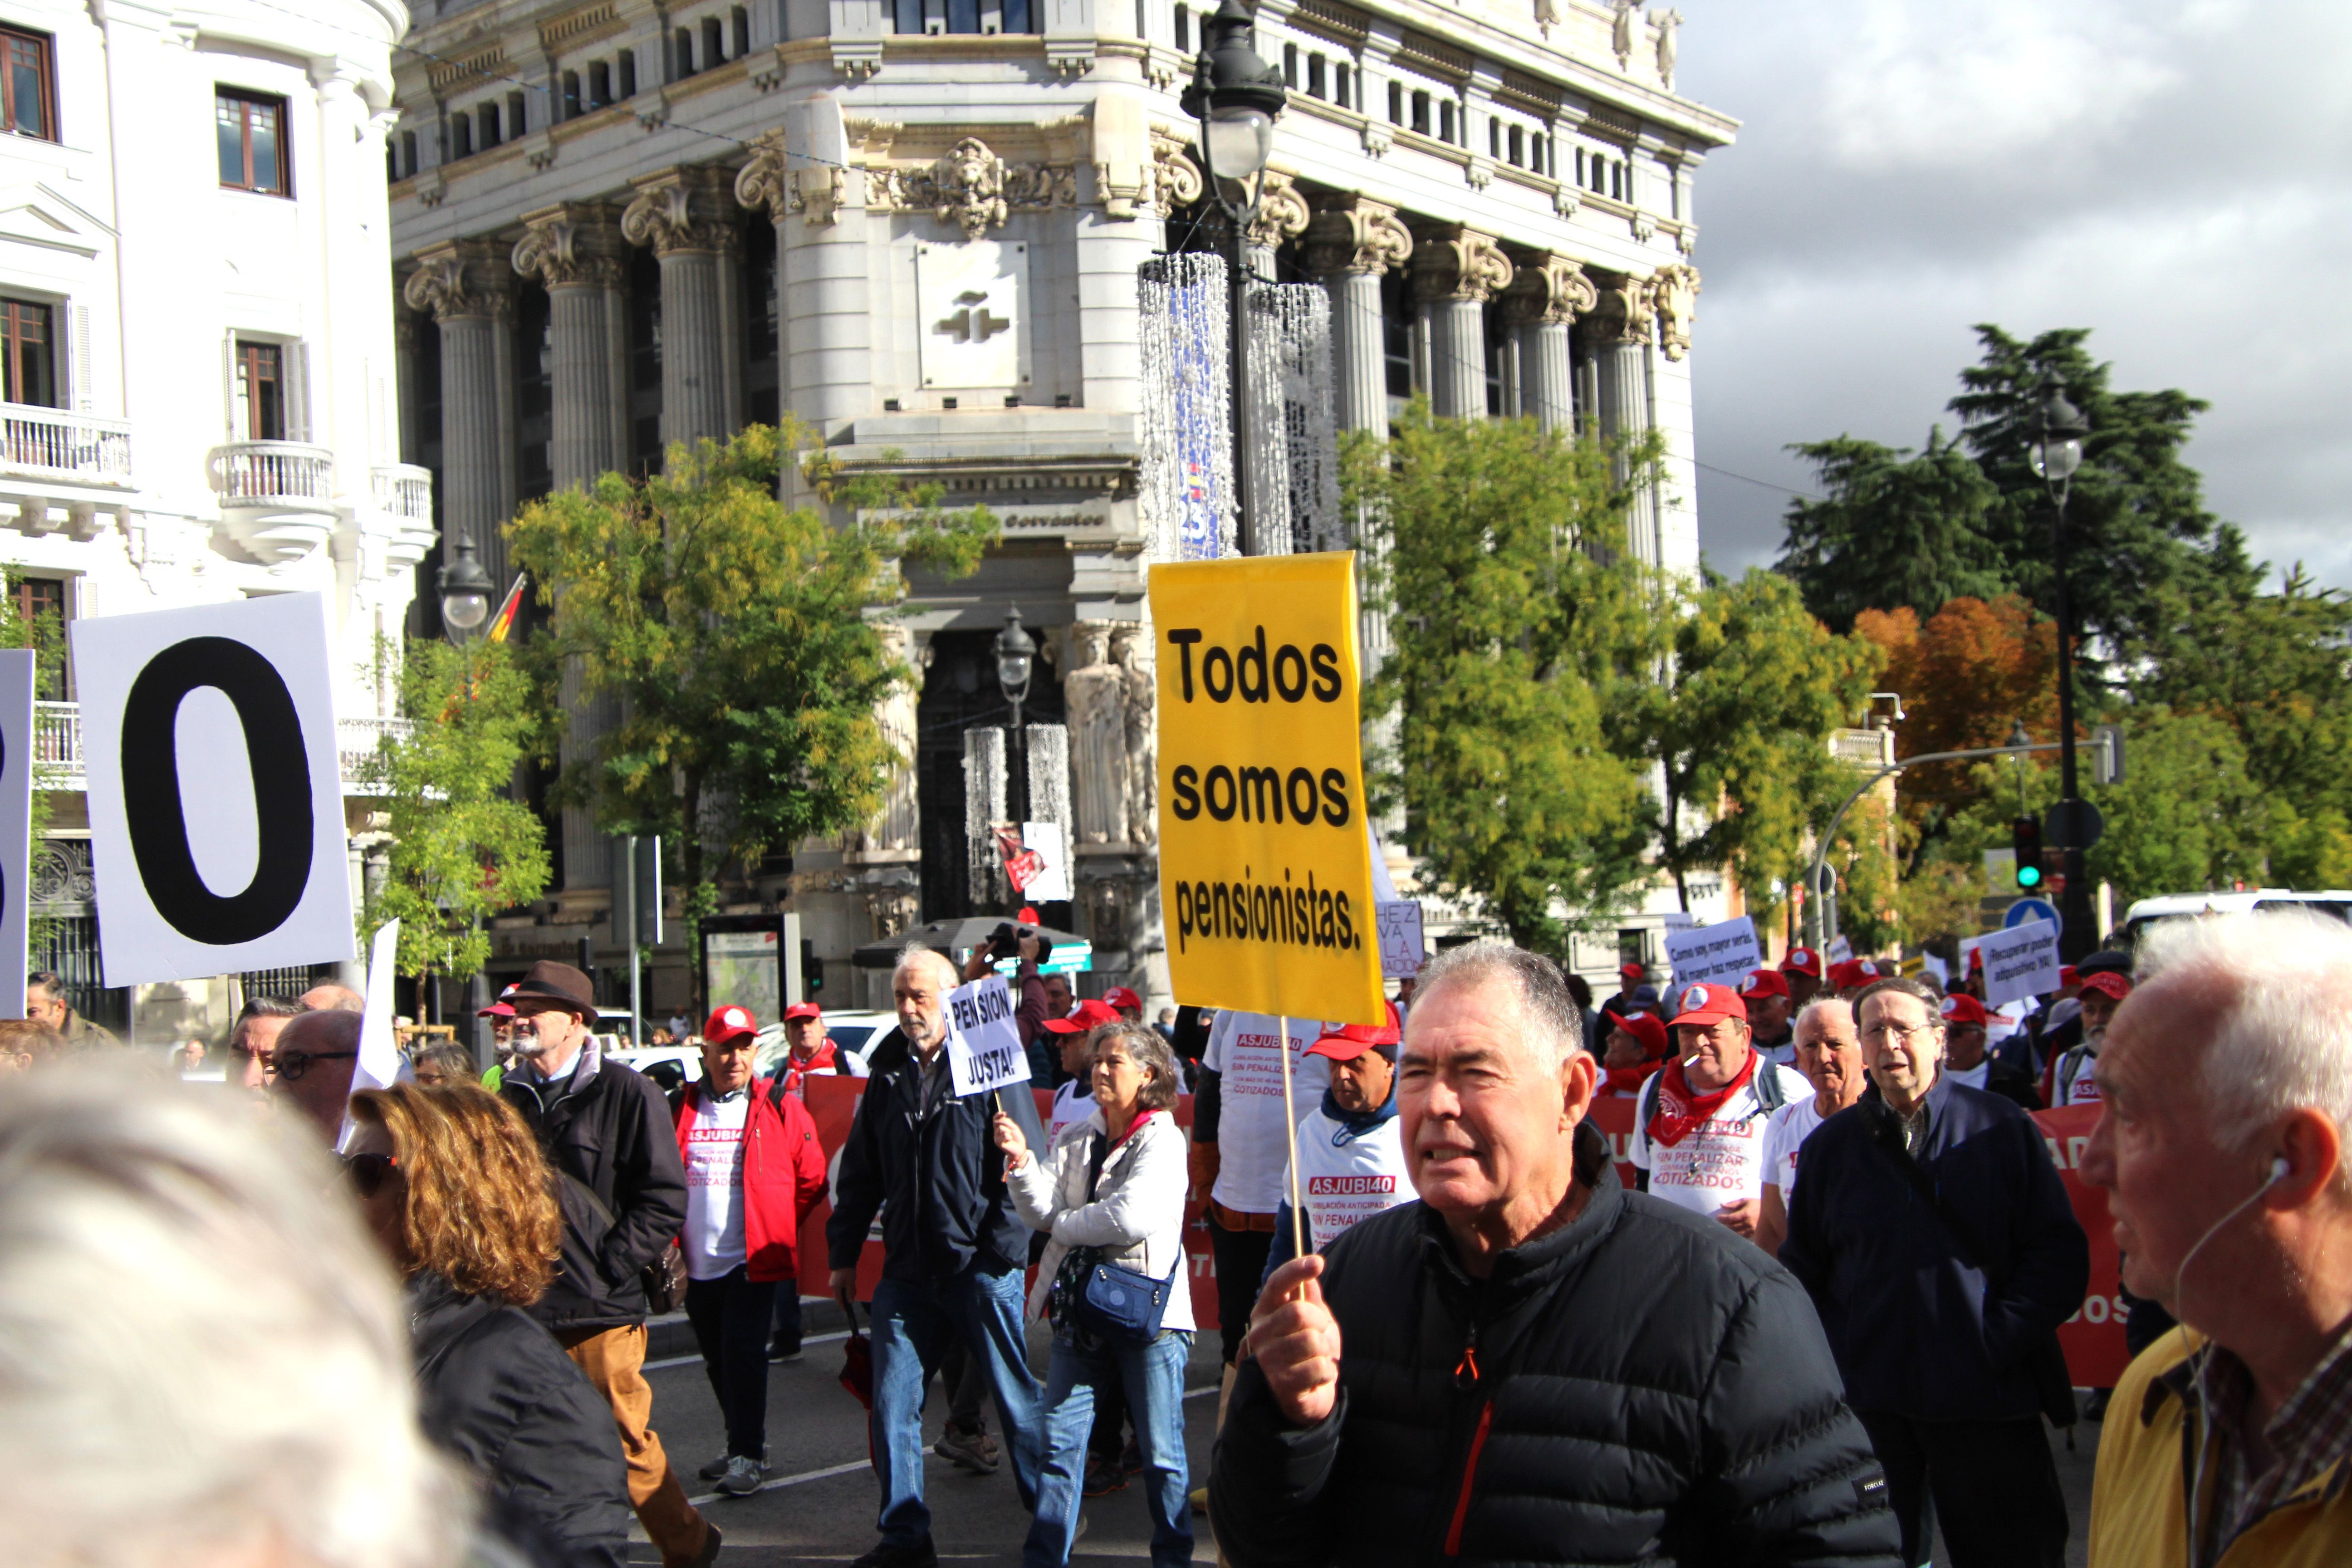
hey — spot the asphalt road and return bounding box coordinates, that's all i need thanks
[623,1300,2102,1567]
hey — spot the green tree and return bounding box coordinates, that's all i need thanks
[1778,428,2007,632]
[363,637,552,989]
[506,421,997,971]
[1603,569,1886,917]
[1350,402,1658,951]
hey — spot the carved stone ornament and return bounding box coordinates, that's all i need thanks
[1147,132,1202,217]
[1649,263,1700,360]
[1583,270,1656,348]
[401,240,514,322]
[1612,0,1643,70]
[510,203,627,290]
[1302,196,1413,279]
[1502,252,1598,327]
[1112,624,1157,848]
[1655,7,1682,90]
[1534,0,1562,37]
[1412,226,1514,306]
[1244,169,1312,251]
[872,136,1077,239]
[1063,622,1129,846]
[733,128,793,221]
[620,167,738,256]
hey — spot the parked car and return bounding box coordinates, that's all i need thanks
[752,1009,897,1079]
[2122,889,2352,951]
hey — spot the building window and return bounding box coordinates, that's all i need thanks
[216,91,290,194]
[2,298,54,407]
[1333,61,1350,108]
[674,27,695,75]
[618,49,637,96]
[704,15,725,64]
[1611,159,1623,200]
[476,101,500,149]
[507,90,527,137]
[1437,99,1455,144]
[450,113,473,158]
[1283,43,1297,88]
[12,576,66,699]
[1410,89,1428,134]
[1488,118,1499,158]
[587,60,611,108]
[1306,53,1324,99]
[400,129,418,176]
[562,70,582,118]
[1175,4,1190,52]
[732,5,750,54]
[1388,79,1402,123]
[1,27,54,141]
[233,341,285,441]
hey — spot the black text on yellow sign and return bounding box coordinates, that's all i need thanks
[1152,554,1386,1026]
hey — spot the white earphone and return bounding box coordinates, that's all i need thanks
[2180,1153,2293,1547]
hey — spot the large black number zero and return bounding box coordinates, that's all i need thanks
[120,637,313,944]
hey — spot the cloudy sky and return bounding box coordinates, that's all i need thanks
[1673,0,2352,591]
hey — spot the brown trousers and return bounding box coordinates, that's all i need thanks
[559,1322,711,1568]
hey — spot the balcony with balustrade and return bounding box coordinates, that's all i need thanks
[0,403,134,489]
[372,461,438,567]
[208,439,339,563]
[35,701,416,795]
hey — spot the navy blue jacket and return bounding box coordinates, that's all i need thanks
[1781,1075,2087,1421]
[826,1025,1047,1284]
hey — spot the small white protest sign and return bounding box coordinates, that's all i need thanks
[0,650,32,1018]
[1659,910,1698,931]
[71,593,354,985]
[1376,899,1425,977]
[337,918,411,1152]
[945,973,1031,1098]
[1021,819,1071,902]
[1827,934,1853,964]
[1978,918,2062,1009]
[1665,915,1762,990]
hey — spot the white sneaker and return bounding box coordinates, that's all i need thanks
[717,1454,764,1497]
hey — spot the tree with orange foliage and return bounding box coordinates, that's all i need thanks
[1854,595,2061,833]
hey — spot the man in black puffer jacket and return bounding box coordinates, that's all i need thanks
[1214,944,1900,1568]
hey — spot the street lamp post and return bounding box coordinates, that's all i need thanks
[995,606,1037,826]
[2029,386,2095,962]
[438,536,495,644]
[1183,0,1286,556]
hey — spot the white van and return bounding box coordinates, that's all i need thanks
[2121,889,2352,951]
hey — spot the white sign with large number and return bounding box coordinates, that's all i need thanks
[1665,915,1762,990]
[945,974,1031,1098]
[1978,918,2062,1009]
[71,593,355,986]
[0,650,32,1018]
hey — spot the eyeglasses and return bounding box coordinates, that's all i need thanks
[341,1151,399,1199]
[1859,1021,1940,1047]
[272,1048,358,1082]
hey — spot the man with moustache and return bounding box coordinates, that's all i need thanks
[1211,942,1898,1566]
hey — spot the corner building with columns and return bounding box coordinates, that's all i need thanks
[388,0,1734,1012]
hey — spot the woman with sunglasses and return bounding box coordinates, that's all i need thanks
[346,1083,632,1568]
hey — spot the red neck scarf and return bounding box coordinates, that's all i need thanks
[1646,1051,1759,1148]
[1604,1058,1665,1098]
[782,1041,838,1092]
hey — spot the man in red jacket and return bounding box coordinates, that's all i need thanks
[676,1004,829,1497]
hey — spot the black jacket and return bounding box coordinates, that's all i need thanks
[501,1049,688,1329]
[827,1025,1046,1284]
[1211,1173,1900,1567]
[1780,1076,2089,1422]
[407,1272,632,1568]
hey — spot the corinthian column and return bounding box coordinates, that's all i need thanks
[622,166,739,452]
[1411,225,1513,420]
[1502,251,1598,433]
[402,240,515,587]
[1587,272,1661,565]
[738,100,869,441]
[1305,195,1413,435]
[512,203,628,489]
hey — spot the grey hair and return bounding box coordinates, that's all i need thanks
[1792,996,1856,1044]
[410,1039,477,1081]
[2135,910,2352,1157]
[1412,941,1586,1068]
[892,946,960,989]
[0,1065,467,1568]
[1089,1022,1184,1112]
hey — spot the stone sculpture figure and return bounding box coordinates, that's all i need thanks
[1062,622,1129,845]
[1612,0,1643,71]
[1656,8,1682,89]
[1113,624,1158,848]
[857,626,921,852]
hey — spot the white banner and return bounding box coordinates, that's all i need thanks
[338,919,410,1152]
[0,650,32,1019]
[72,594,354,985]
[946,974,1032,1098]
[1978,918,2062,1009]
[1376,899,1424,978]
[1665,916,1762,990]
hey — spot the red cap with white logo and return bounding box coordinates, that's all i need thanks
[703,1005,759,1047]
[1669,982,1749,1029]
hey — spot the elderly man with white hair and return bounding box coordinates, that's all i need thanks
[2084,910,2352,1565]
[827,946,1051,1568]
[1212,941,1900,1567]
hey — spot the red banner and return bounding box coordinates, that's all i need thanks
[798,1082,2125,1387]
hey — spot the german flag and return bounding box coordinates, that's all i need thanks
[485,574,528,644]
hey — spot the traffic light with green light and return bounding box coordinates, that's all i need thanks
[2012,817,2044,890]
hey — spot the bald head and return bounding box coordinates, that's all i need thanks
[297,984,364,1014]
[892,948,960,1053]
[269,1010,364,1145]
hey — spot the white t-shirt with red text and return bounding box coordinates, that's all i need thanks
[1203,1011,1331,1215]
[682,1090,750,1280]
[1629,1063,1808,1219]
[1760,1095,1826,1198]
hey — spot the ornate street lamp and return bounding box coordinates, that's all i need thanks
[438,536,494,644]
[1183,0,1286,554]
[2030,386,2095,960]
[995,606,1037,824]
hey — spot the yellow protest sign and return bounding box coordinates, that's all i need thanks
[1151,554,1385,1025]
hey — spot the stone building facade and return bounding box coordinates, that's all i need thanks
[387,0,1734,1010]
[0,0,417,1039]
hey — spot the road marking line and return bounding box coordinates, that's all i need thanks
[689,1458,870,1506]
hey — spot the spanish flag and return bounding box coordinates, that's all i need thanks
[485,574,528,644]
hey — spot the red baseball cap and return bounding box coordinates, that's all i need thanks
[1619,961,1647,980]
[703,1005,759,1046]
[1041,999,1122,1035]
[1779,946,1823,979]
[1306,1001,1403,1063]
[2058,966,2079,987]
[1826,960,1864,991]
[1940,993,1989,1027]
[477,983,520,1019]
[2079,971,2133,1004]
[782,1001,823,1023]
[1738,969,1790,1001]
[1669,981,1749,1029]
[1102,986,1143,1012]
[1609,1009,1670,1060]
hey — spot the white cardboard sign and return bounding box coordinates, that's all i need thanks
[1021,819,1071,902]
[1665,916,1762,990]
[337,918,411,1152]
[1376,899,1424,977]
[946,974,1031,1098]
[71,593,355,985]
[1978,918,2062,1009]
[0,650,32,1018]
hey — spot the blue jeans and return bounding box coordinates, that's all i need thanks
[1024,1328,1194,1568]
[869,1264,1044,1547]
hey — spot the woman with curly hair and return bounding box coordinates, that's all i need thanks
[346,1083,632,1568]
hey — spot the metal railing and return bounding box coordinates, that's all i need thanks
[0,403,133,485]
[209,440,336,507]
[31,701,416,790]
[338,715,418,783]
[371,461,433,522]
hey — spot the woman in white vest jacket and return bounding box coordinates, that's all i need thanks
[994,1021,1195,1568]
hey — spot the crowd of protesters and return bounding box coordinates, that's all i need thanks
[4,904,2351,1568]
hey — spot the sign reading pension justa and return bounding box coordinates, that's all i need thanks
[945,974,1031,1099]
[1151,554,1386,1026]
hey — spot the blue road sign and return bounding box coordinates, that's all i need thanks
[2004,897,2062,936]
